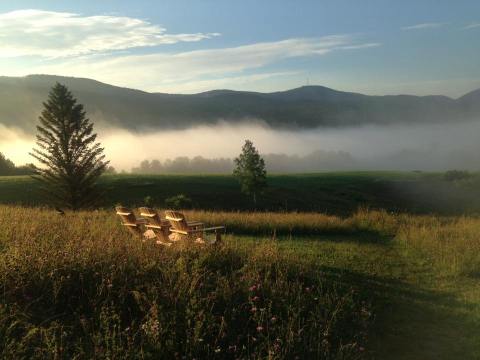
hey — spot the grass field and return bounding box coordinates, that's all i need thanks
[0,205,479,359]
[0,172,479,358]
[0,171,480,215]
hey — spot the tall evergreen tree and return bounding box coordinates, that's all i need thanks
[233,140,267,205]
[30,83,109,210]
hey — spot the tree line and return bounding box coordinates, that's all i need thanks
[131,150,356,174]
[0,153,33,176]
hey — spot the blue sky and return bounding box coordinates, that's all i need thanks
[0,0,479,97]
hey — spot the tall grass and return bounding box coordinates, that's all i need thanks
[190,207,480,277]
[395,216,480,277]
[1,205,479,358]
[184,208,399,236]
[0,206,371,359]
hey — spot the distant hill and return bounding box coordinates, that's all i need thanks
[0,75,478,133]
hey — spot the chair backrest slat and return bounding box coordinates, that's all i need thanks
[116,206,137,226]
[165,210,189,232]
[140,207,170,243]
[115,206,141,236]
[139,207,163,228]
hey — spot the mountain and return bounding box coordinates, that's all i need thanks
[0,74,477,133]
[458,88,480,116]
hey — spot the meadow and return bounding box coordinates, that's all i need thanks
[0,171,479,215]
[0,172,479,359]
[0,205,479,358]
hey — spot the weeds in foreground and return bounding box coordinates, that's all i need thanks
[0,206,371,359]
[0,205,479,358]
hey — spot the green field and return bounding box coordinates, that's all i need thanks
[0,172,479,358]
[1,171,479,215]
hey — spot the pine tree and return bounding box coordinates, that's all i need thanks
[233,140,267,205]
[30,83,109,210]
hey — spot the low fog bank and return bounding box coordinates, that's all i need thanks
[1,120,480,173]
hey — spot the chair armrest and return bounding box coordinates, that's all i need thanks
[187,221,204,227]
[203,226,226,232]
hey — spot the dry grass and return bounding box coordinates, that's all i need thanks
[183,208,400,236]
[1,205,479,358]
[395,215,480,277]
[0,206,372,359]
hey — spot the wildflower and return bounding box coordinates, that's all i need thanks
[251,296,260,302]
[251,306,257,313]
[256,326,264,332]
[271,316,277,323]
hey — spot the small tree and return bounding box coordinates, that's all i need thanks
[30,83,109,210]
[233,140,267,204]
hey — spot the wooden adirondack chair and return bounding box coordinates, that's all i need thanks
[138,207,172,246]
[165,210,225,244]
[115,206,145,237]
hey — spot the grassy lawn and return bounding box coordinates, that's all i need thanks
[268,235,480,359]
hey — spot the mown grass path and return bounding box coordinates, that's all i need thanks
[248,235,480,359]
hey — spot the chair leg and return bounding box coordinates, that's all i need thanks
[215,229,221,244]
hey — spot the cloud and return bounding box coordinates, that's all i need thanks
[0,9,219,58]
[463,23,480,30]
[157,72,300,93]
[402,22,446,30]
[19,35,379,92]
[338,43,381,50]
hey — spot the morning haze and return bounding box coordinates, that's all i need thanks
[0,74,479,172]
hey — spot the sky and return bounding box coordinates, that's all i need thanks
[0,0,479,97]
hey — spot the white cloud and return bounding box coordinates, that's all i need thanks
[402,22,446,30]
[0,9,380,93]
[156,71,300,93]
[0,9,219,58]
[463,22,480,29]
[338,43,381,50]
[18,35,378,92]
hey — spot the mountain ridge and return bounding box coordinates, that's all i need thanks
[0,74,478,133]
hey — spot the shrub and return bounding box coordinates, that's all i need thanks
[165,194,192,209]
[444,170,472,182]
